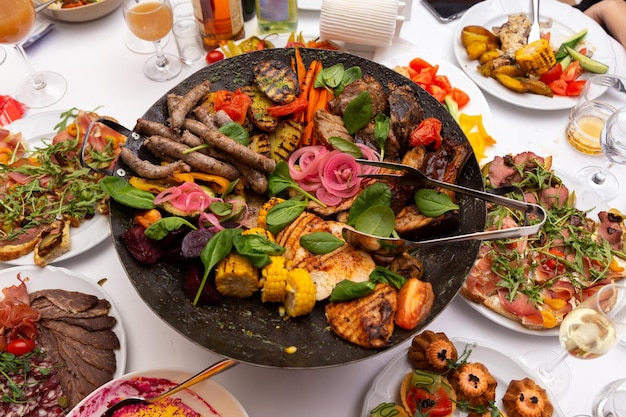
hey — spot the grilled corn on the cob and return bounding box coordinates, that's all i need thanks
[284,268,316,317]
[515,39,556,76]
[257,197,285,228]
[214,252,259,297]
[242,227,276,242]
[260,255,289,303]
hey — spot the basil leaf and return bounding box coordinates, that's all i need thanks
[353,204,396,237]
[414,189,460,217]
[348,182,392,226]
[328,137,363,158]
[210,201,232,217]
[300,232,344,254]
[343,91,372,134]
[266,199,306,235]
[335,66,362,96]
[145,217,196,240]
[370,266,406,289]
[100,176,155,209]
[374,113,390,160]
[219,122,249,145]
[233,234,285,268]
[329,279,376,302]
[196,228,242,305]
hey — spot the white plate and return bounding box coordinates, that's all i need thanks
[461,166,609,337]
[2,110,111,266]
[380,51,495,135]
[361,337,565,417]
[67,368,248,417]
[0,265,127,378]
[298,0,321,10]
[453,0,617,110]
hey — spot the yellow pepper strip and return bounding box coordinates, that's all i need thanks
[187,172,231,194]
[128,176,171,194]
[543,297,567,310]
[171,172,195,183]
[541,310,557,328]
[609,257,625,272]
[459,113,496,162]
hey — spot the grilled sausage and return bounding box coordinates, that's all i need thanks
[134,118,179,141]
[120,147,191,179]
[169,81,212,130]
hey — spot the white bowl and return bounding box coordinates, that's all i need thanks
[66,368,248,417]
[36,0,123,23]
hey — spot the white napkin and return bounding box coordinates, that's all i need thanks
[319,0,405,47]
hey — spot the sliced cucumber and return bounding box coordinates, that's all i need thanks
[559,55,572,71]
[555,28,588,61]
[565,46,609,74]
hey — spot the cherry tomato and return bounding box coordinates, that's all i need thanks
[205,50,225,64]
[409,118,443,149]
[406,386,453,417]
[213,89,252,124]
[7,338,35,356]
[451,87,470,108]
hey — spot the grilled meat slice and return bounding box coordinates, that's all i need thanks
[328,75,389,117]
[389,84,424,152]
[325,283,397,348]
[276,212,376,300]
[253,60,299,104]
[395,205,460,239]
[313,108,353,144]
[30,289,100,314]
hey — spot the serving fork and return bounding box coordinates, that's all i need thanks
[341,159,547,256]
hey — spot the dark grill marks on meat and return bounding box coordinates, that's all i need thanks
[328,75,389,117]
[389,84,424,153]
[313,108,353,144]
[31,289,120,409]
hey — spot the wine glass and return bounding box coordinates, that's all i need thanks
[0,0,67,108]
[0,46,6,65]
[123,0,181,81]
[521,283,626,400]
[592,378,626,417]
[576,106,626,201]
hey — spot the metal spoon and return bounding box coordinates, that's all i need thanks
[528,0,541,43]
[100,358,237,417]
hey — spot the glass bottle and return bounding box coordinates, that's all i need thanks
[255,0,298,34]
[192,0,245,51]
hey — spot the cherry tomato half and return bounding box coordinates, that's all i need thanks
[206,50,225,65]
[7,338,35,356]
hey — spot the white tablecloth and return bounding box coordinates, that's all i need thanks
[1,2,625,416]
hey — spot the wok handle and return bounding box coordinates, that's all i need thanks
[80,118,138,177]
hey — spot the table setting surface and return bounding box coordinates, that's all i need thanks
[1,1,626,416]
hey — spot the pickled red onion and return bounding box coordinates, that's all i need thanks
[154,182,215,214]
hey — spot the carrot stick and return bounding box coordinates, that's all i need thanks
[299,60,319,101]
[299,120,315,147]
[306,87,321,123]
[294,47,306,86]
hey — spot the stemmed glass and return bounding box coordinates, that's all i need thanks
[0,0,67,108]
[576,106,626,201]
[123,0,181,81]
[0,46,6,65]
[521,283,626,400]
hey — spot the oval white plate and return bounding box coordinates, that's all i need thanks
[2,110,111,266]
[380,50,495,135]
[0,265,127,377]
[453,0,616,110]
[461,166,609,337]
[67,368,248,417]
[361,337,565,417]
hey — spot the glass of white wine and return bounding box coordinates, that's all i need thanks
[521,283,626,400]
[123,0,181,81]
[576,106,626,201]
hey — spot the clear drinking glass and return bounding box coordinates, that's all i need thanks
[521,283,626,400]
[0,46,6,65]
[0,0,67,108]
[123,0,181,81]
[592,378,626,417]
[576,106,626,201]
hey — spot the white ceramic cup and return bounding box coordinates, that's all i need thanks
[172,18,203,65]
[319,0,404,47]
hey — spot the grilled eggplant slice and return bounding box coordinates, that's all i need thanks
[243,85,279,132]
[248,132,271,157]
[253,60,299,104]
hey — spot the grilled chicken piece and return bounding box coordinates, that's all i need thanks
[325,283,397,348]
[276,212,376,300]
[492,13,531,59]
[253,60,299,104]
[328,75,389,117]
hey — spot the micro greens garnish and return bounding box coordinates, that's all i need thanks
[0,348,51,405]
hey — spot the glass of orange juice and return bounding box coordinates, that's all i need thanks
[565,74,626,155]
[0,0,67,108]
[123,0,181,81]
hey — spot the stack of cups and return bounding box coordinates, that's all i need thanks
[319,0,405,47]
[171,0,204,65]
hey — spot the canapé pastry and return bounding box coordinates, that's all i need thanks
[448,362,497,408]
[407,330,458,374]
[502,377,553,417]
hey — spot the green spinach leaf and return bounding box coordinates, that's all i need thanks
[266,199,306,235]
[348,182,392,226]
[196,228,242,305]
[233,234,285,268]
[328,137,362,158]
[343,91,372,134]
[219,122,249,145]
[329,279,376,302]
[267,161,325,207]
[100,176,155,209]
[145,217,196,240]
[414,189,460,217]
[300,232,344,254]
[353,204,396,237]
[370,266,406,289]
[374,113,390,160]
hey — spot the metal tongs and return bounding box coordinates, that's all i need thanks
[341,160,547,256]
